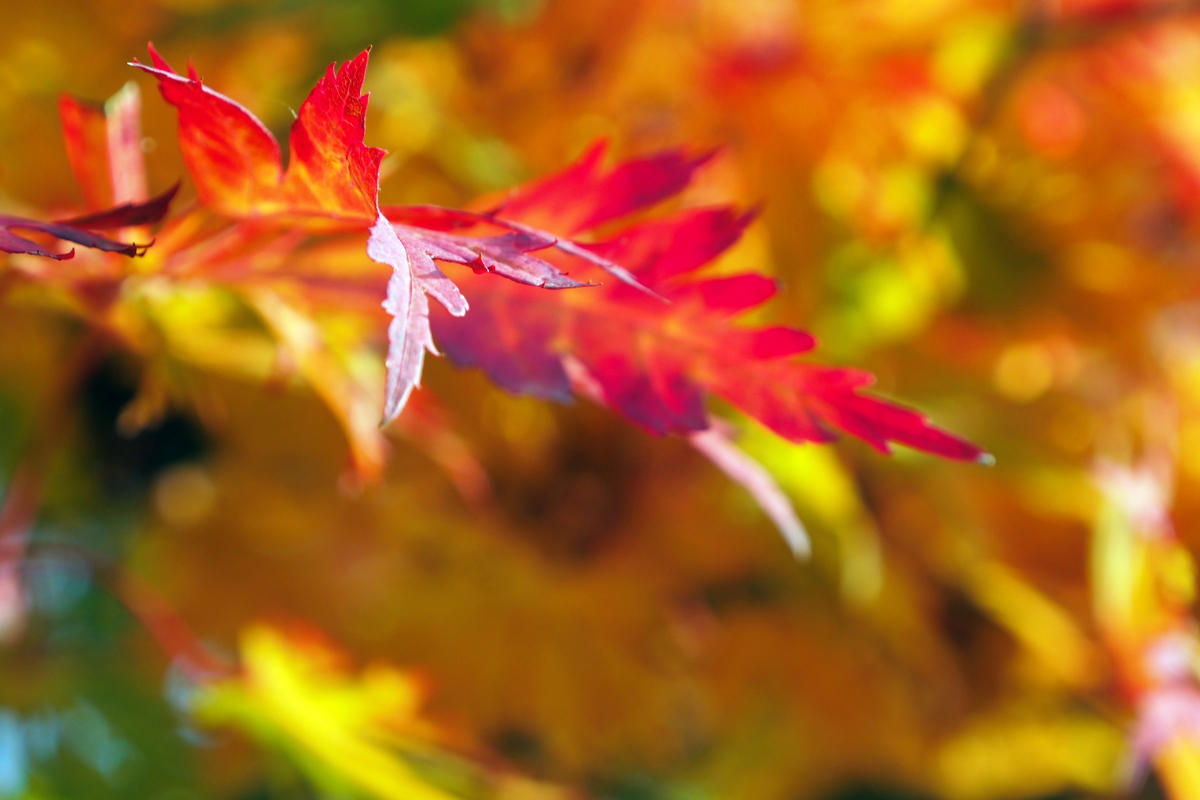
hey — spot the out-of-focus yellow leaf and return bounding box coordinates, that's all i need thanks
[933,708,1123,800]
[966,562,1100,687]
[1157,740,1200,800]
[194,625,464,800]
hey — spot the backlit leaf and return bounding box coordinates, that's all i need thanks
[427,145,988,462]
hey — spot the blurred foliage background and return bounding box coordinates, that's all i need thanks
[5,0,1200,799]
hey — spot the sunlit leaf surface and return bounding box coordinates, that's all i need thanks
[3,2,1200,800]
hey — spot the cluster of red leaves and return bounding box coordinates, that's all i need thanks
[8,45,986,542]
[407,145,988,462]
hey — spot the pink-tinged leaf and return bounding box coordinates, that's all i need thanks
[392,224,587,290]
[0,184,177,260]
[385,144,719,295]
[105,82,149,207]
[1132,684,1200,783]
[495,217,654,294]
[689,425,810,558]
[440,298,574,401]
[371,220,427,423]
[384,207,649,292]
[367,216,467,424]
[133,44,383,224]
[382,145,722,296]
[429,144,988,463]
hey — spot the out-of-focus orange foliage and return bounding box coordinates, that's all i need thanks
[7,1,1200,800]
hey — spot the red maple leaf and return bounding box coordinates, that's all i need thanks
[41,46,985,547]
[134,45,471,423]
[414,143,989,464]
[135,45,671,426]
[134,45,652,423]
[135,43,985,499]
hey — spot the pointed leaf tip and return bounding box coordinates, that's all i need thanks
[146,41,172,72]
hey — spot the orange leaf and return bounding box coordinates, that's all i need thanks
[133,44,383,225]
